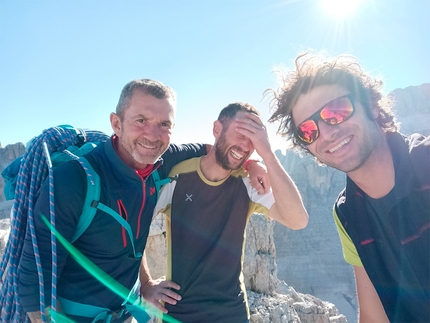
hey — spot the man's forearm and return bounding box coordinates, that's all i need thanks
[263,151,308,230]
[139,251,152,288]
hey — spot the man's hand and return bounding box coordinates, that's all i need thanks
[235,111,309,230]
[140,276,181,313]
[234,113,272,160]
[246,161,271,194]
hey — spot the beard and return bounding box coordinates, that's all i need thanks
[120,135,168,166]
[215,131,248,170]
[317,122,382,174]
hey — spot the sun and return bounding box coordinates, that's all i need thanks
[321,0,361,18]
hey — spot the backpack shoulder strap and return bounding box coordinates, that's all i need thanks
[71,157,142,259]
[72,157,101,243]
[152,169,171,198]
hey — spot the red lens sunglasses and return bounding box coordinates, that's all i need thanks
[294,94,355,145]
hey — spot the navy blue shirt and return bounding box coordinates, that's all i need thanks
[335,132,430,323]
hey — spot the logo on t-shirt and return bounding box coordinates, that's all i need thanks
[185,193,193,202]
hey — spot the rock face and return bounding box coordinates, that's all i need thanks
[0,143,25,202]
[273,151,357,321]
[390,83,430,136]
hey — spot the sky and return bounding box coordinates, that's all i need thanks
[1,0,429,149]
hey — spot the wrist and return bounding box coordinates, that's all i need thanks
[243,159,260,171]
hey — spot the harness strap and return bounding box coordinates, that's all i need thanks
[59,297,110,318]
[58,297,150,323]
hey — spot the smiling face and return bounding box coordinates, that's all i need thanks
[214,111,254,170]
[110,89,175,169]
[292,84,383,174]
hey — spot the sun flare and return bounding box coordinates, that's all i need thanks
[321,0,361,18]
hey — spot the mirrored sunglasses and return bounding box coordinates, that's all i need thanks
[294,95,355,145]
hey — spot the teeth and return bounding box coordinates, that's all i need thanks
[231,149,244,160]
[140,143,157,149]
[329,137,351,153]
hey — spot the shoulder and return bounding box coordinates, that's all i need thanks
[403,133,430,180]
[406,133,430,154]
[389,132,430,154]
[163,143,205,156]
[169,157,200,177]
[51,160,87,198]
[230,168,248,178]
[333,207,363,266]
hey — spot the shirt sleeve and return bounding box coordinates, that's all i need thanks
[158,143,206,178]
[333,208,363,266]
[242,177,275,219]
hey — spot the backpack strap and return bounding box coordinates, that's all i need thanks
[58,297,150,323]
[152,169,171,198]
[72,157,100,243]
[72,157,142,259]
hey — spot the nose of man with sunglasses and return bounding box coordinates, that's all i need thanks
[267,52,430,323]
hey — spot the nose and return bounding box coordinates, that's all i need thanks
[142,123,161,141]
[240,137,254,152]
[317,120,339,141]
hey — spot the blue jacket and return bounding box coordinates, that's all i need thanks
[18,137,206,320]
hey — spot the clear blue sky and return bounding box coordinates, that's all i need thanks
[1,0,429,148]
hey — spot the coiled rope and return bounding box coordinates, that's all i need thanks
[0,126,109,322]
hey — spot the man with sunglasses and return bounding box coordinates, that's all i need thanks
[267,52,429,323]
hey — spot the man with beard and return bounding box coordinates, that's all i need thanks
[267,52,429,322]
[139,102,309,323]
[18,79,212,323]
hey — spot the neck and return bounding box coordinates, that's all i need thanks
[347,134,394,199]
[200,149,232,182]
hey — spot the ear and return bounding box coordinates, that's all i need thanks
[110,113,122,136]
[213,120,223,139]
[369,95,380,119]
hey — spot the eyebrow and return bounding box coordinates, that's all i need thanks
[131,113,173,125]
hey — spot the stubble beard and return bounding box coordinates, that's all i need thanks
[215,132,248,170]
[121,136,167,166]
[323,123,381,174]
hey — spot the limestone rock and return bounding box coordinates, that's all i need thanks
[390,83,430,135]
[0,218,10,261]
[0,143,25,202]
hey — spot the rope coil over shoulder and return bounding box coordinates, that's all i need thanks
[0,126,109,322]
[1,125,159,322]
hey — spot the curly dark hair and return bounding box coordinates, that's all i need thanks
[266,52,398,154]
